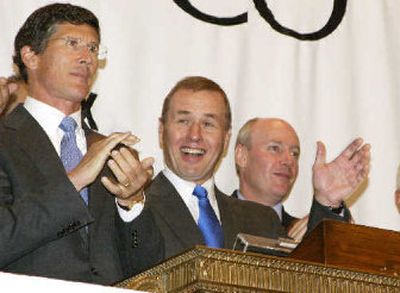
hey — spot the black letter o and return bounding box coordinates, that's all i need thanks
[173,0,247,26]
[253,0,347,41]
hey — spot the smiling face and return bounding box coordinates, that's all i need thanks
[24,23,99,114]
[159,89,231,184]
[235,119,300,206]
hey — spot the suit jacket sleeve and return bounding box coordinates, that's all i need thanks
[115,206,164,279]
[306,198,351,235]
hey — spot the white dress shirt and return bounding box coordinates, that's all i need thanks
[24,97,142,222]
[24,97,86,155]
[163,168,221,224]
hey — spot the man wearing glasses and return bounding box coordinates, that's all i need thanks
[0,3,162,284]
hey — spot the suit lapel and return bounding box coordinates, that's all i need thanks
[148,173,204,247]
[5,106,66,181]
[215,189,238,249]
[282,206,297,230]
[230,189,239,198]
[85,128,106,217]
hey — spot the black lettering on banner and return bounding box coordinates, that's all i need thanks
[173,0,347,41]
[173,0,247,26]
[253,0,347,41]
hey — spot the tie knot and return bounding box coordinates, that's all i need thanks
[193,184,208,199]
[59,116,78,133]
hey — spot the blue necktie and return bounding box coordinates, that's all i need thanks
[192,185,224,248]
[59,117,89,205]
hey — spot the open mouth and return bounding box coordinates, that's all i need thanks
[181,147,205,156]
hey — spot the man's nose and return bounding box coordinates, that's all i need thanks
[78,46,94,65]
[188,122,202,141]
[281,151,295,167]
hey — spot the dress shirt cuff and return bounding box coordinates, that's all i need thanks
[115,194,146,222]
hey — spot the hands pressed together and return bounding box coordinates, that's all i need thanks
[68,132,154,208]
[312,138,371,208]
[102,146,154,207]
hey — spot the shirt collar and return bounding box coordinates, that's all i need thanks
[272,202,283,221]
[163,167,214,195]
[24,96,82,135]
[162,167,220,223]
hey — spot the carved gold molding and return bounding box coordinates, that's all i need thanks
[117,246,400,292]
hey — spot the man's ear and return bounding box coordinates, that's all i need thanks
[158,118,164,149]
[235,144,248,169]
[222,129,231,157]
[20,46,39,70]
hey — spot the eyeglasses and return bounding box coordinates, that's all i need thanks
[50,36,107,60]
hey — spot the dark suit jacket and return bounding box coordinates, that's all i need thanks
[146,173,286,259]
[147,173,350,259]
[0,105,162,284]
[231,189,351,235]
[231,189,299,230]
[281,206,299,229]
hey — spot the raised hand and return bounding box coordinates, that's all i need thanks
[0,77,18,115]
[312,138,370,207]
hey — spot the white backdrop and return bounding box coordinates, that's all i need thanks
[1,0,399,231]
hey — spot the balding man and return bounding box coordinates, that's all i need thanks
[233,118,370,241]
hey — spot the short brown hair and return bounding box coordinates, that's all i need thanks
[160,76,232,131]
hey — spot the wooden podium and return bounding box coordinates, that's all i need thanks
[291,220,400,276]
[117,221,400,292]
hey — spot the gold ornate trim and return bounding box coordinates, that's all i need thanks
[117,247,400,292]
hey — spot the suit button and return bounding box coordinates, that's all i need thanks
[132,230,138,248]
[91,267,99,276]
[57,230,65,238]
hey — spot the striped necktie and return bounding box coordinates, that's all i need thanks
[59,116,89,205]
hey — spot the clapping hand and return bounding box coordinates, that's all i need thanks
[0,77,18,115]
[312,138,370,208]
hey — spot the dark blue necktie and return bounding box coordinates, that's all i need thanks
[192,184,224,248]
[59,117,89,205]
